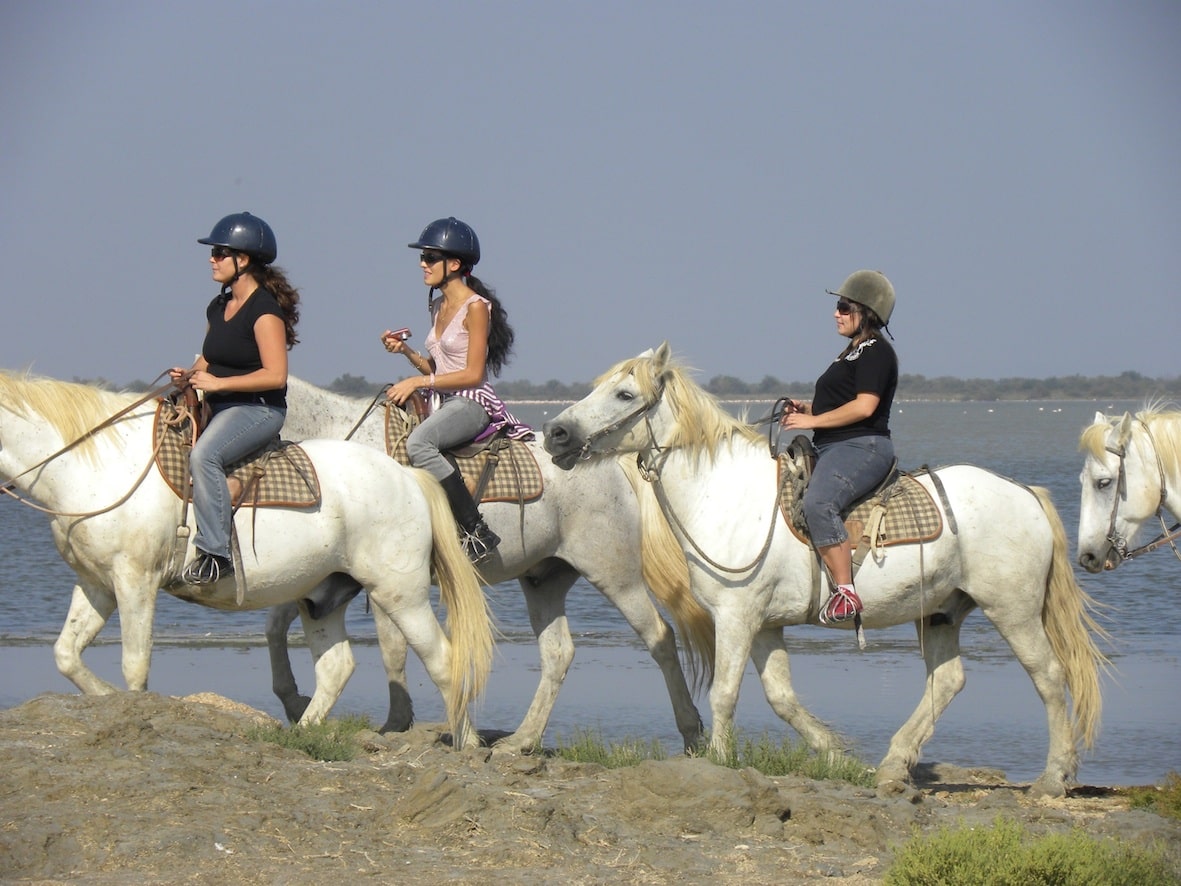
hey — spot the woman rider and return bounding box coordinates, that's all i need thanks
[170,212,301,585]
[382,217,531,563]
[780,270,898,624]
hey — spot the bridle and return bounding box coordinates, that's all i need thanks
[1101,417,1181,564]
[570,377,783,574]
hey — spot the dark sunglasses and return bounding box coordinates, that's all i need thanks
[835,299,860,315]
[420,251,447,265]
[210,246,235,260]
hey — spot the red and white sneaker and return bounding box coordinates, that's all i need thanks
[820,586,863,625]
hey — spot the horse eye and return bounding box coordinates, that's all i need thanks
[617,391,635,402]
[1097,478,1112,490]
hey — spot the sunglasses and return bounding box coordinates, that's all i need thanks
[210,246,235,260]
[420,252,447,265]
[835,299,860,316]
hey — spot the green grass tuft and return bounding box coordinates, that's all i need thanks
[554,728,668,768]
[1124,771,1181,821]
[553,727,873,786]
[884,815,1177,885]
[248,714,374,762]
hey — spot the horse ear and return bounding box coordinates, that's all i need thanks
[1092,411,1105,426]
[1116,412,1133,447]
[654,341,671,368]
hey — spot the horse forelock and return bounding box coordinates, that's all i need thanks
[0,371,137,453]
[1078,419,1116,460]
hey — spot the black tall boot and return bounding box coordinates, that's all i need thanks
[438,471,500,563]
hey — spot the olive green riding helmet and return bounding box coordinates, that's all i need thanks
[827,270,895,325]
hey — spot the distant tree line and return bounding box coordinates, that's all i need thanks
[109,369,1179,402]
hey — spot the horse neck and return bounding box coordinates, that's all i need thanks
[0,409,155,510]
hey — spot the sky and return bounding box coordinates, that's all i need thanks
[2,1,1178,389]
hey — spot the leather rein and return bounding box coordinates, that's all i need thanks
[1103,417,1181,564]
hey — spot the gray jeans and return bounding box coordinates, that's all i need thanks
[802,435,895,548]
[406,396,490,481]
[190,402,286,559]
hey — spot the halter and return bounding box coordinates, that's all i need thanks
[1102,417,1181,563]
[565,382,666,463]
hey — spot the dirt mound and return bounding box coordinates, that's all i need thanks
[1,693,1176,884]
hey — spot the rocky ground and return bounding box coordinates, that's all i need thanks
[1,692,1177,884]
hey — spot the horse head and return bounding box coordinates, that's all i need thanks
[1077,407,1175,572]
[543,344,673,470]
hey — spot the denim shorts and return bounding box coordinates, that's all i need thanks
[801,435,895,548]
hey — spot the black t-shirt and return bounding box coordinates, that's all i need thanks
[202,286,287,408]
[810,336,897,446]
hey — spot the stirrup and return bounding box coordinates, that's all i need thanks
[182,552,234,585]
[460,522,500,564]
[819,587,862,625]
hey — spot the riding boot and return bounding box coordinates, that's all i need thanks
[438,471,500,563]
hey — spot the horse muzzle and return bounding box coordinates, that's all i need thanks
[1077,548,1118,573]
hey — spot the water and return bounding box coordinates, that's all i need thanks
[2,399,1178,786]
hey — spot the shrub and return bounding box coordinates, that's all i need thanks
[884,815,1177,885]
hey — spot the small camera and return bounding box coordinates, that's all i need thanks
[388,328,411,341]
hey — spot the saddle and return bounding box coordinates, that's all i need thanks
[777,434,943,570]
[384,398,543,504]
[153,396,320,508]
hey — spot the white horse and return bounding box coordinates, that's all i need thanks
[269,376,712,752]
[0,371,492,747]
[1078,405,1181,573]
[542,344,1109,797]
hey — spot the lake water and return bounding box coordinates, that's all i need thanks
[2,398,1178,787]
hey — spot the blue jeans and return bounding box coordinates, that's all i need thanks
[802,435,895,548]
[406,396,490,481]
[190,402,286,559]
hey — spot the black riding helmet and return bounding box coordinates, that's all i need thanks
[199,212,278,265]
[408,217,480,269]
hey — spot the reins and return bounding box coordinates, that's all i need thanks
[1103,417,1181,564]
[343,385,393,440]
[1,373,180,519]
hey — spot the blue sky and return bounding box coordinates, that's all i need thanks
[2,1,1177,388]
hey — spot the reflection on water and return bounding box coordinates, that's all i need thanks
[2,399,1177,785]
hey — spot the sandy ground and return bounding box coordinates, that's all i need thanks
[1,691,1178,885]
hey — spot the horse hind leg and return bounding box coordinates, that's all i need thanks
[265,602,310,723]
[372,602,414,733]
[877,607,970,796]
[491,568,580,755]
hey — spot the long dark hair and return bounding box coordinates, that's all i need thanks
[219,262,301,349]
[467,274,513,377]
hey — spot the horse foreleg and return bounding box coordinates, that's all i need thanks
[293,603,355,726]
[603,578,705,753]
[750,628,844,753]
[53,583,121,694]
[877,620,965,794]
[492,575,577,754]
[264,602,310,723]
[372,603,414,733]
[706,612,759,758]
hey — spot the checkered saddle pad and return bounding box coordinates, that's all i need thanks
[153,399,320,508]
[384,403,543,503]
[776,451,943,549]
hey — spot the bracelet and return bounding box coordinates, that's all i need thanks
[428,373,435,389]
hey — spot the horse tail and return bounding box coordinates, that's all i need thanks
[411,469,496,742]
[1031,485,1111,750]
[620,458,716,692]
